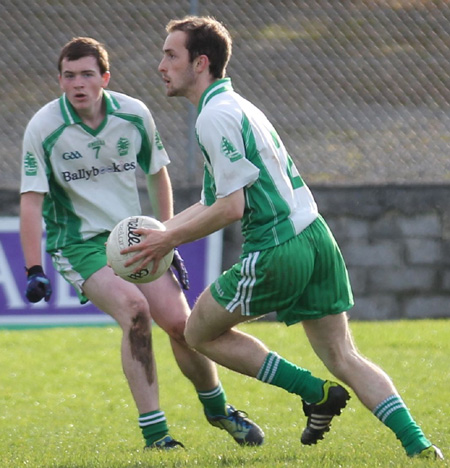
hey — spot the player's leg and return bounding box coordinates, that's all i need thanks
[139,271,218,391]
[139,271,264,445]
[82,267,179,448]
[185,287,268,375]
[53,237,180,449]
[185,273,347,432]
[303,313,397,407]
[299,216,440,459]
[303,312,439,457]
[83,267,157,411]
[185,223,353,444]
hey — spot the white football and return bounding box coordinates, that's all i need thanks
[106,215,174,284]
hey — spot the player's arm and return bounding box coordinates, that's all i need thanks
[20,191,52,303]
[20,191,45,268]
[164,201,208,230]
[139,101,172,223]
[169,188,244,245]
[146,166,192,287]
[146,166,173,222]
[123,188,244,272]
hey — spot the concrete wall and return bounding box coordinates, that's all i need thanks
[6,185,450,320]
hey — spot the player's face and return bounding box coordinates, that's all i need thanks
[159,31,196,99]
[59,56,110,115]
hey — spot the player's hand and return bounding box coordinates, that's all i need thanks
[171,248,190,290]
[25,265,52,303]
[122,227,173,275]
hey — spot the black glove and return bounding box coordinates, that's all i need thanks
[171,248,190,290]
[25,265,52,303]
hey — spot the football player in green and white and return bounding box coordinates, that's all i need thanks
[20,37,264,450]
[124,16,443,460]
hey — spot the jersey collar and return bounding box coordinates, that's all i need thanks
[59,90,121,126]
[198,78,233,113]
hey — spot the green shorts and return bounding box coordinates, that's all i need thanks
[50,233,109,304]
[210,215,354,325]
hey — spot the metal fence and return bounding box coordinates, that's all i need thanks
[2,0,450,192]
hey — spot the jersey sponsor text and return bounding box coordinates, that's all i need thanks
[61,161,136,182]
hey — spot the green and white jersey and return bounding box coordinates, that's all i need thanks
[20,90,170,252]
[196,78,318,254]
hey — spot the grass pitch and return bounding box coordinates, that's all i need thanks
[0,319,448,467]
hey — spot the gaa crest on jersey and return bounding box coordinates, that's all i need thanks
[24,151,38,176]
[117,137,130,156]
[220,137,242,162]
[62,151,83,160]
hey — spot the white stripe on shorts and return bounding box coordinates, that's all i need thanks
[51,249,85,295]
[226,251,259,315]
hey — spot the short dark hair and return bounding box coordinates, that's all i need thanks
[58,37,109,75]
[166,16,232,79]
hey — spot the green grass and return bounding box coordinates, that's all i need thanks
[0,320,448,467]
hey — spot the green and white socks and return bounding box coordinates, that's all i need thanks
[139,383,228,445]
[197,382,228,417]
[373,395,431,456]
[256,352,431,457]
[139,410,169,447]
[256,351,326,403]
[140,357,430,457]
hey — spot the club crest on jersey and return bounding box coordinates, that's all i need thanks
[24,151,38,176]
[220,137,242,162]
[117,137,130,156]
[155,130,164,151]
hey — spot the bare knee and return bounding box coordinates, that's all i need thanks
[184,319,197,349]
[166,317,188,346]
[324,345,364,383]
[184,319,219,356]
[114,294,150,330]
[116,295,153,356]
[184,316,207,350]
[303,315,362,382]
[129,309,151,344]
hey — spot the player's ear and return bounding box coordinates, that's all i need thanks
[102,71,111,88]
[195,55,209,73]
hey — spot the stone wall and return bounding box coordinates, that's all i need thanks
[6,185,450,320]
[313,185,450,320]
